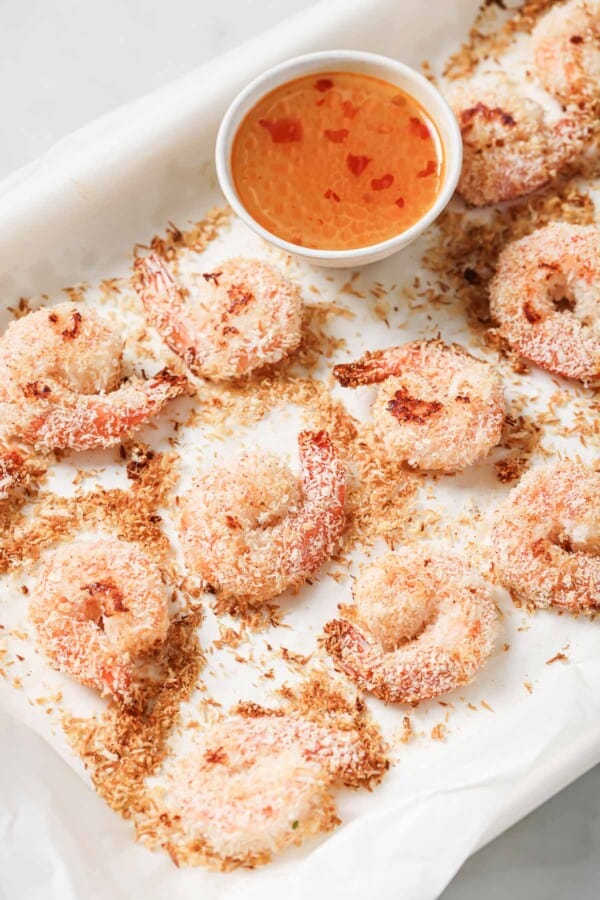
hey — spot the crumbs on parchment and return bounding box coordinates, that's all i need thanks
[63,609,204,822]
[443,0,558,81]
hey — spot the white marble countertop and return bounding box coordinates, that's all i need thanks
[1,1,598,896]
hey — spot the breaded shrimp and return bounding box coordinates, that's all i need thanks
[532,0,600,109]
[0,303,185,451]
[489,222,600,383]
[323,548,498,703]
[161,713,373,868]
[333,340,504,473]
[449,81,586,206]
[179,430,346,610]
[134,253,303,379]
[492,460,600,612]
[29,537,170,703]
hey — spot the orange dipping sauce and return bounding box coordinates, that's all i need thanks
[231,71,444,251]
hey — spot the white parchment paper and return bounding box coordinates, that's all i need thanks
[0,1,599,898]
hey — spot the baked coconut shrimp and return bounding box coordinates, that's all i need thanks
[449,81,586,205]
[0,303,185,452]
[333,340,504,473]
[134,252,303,379]
[161,714,373,868]
[323,548,498,703]
[29,537,170,703]
[489,222,600,382]
[492,460,600,612]
[179,430,346,609]
[533,0,600,110]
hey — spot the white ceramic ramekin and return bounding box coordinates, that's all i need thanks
[215,50,462,268]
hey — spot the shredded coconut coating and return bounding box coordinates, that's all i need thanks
[334,340,504,472]
[0,447,26,500]
[134,253,303,379]
[448,80,587,206]
[161,714,370,867]
[179,430,346,608]
[491,460,600,611]
[0,303,186,451]
[29,537,170,703]
[323,548,498,703]
[489,222,600,382]
[532,0,600,109]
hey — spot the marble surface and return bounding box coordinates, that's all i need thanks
[1,1,598,897]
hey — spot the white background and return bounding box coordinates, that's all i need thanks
[0,0,598,897]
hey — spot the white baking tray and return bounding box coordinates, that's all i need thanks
[0,1,599,898]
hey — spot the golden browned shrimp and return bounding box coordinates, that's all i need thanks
[134,253,303,379]
[449,81,586,206]
[489,222,600,383]
[179,430,346,609]
[160,713,374,868]
[323,548,498,703]
[492,460,600,612]
[532,0,600,110]
[29,537,170,703]
[0,303,185,451]
[333,340,504,472]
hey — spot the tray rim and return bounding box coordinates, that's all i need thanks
[1,0,599,892]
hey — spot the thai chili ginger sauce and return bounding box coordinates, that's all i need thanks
[231,71,444,251]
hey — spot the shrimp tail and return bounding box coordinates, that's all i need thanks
[134,252,181,310]
[333,343,424,386]
[322,618,371,683]
[134,253,208,372]
[333,350,393,387]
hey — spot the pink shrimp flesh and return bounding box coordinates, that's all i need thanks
[134,252,303,379]
[179,430,346,609]
[449,81,587,206]
[29,537,170,703]
[0,303,186,451]
[323,548,498,703]
[492,460,600,612]
[333,340,504,472]
[160,713,375,868]
[532,0,600,110]
[489,222,600,383]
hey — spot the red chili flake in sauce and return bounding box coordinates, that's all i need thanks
[409,116,430,139]
[347,154,372,176]
[324,188,341,202]
[417,160,437,177]
[324,128,349,143]
[315,78,334,92]
[259,118,303,143]
[371,173,394,190]
[395,197,405,208]
[341,100,359,118]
